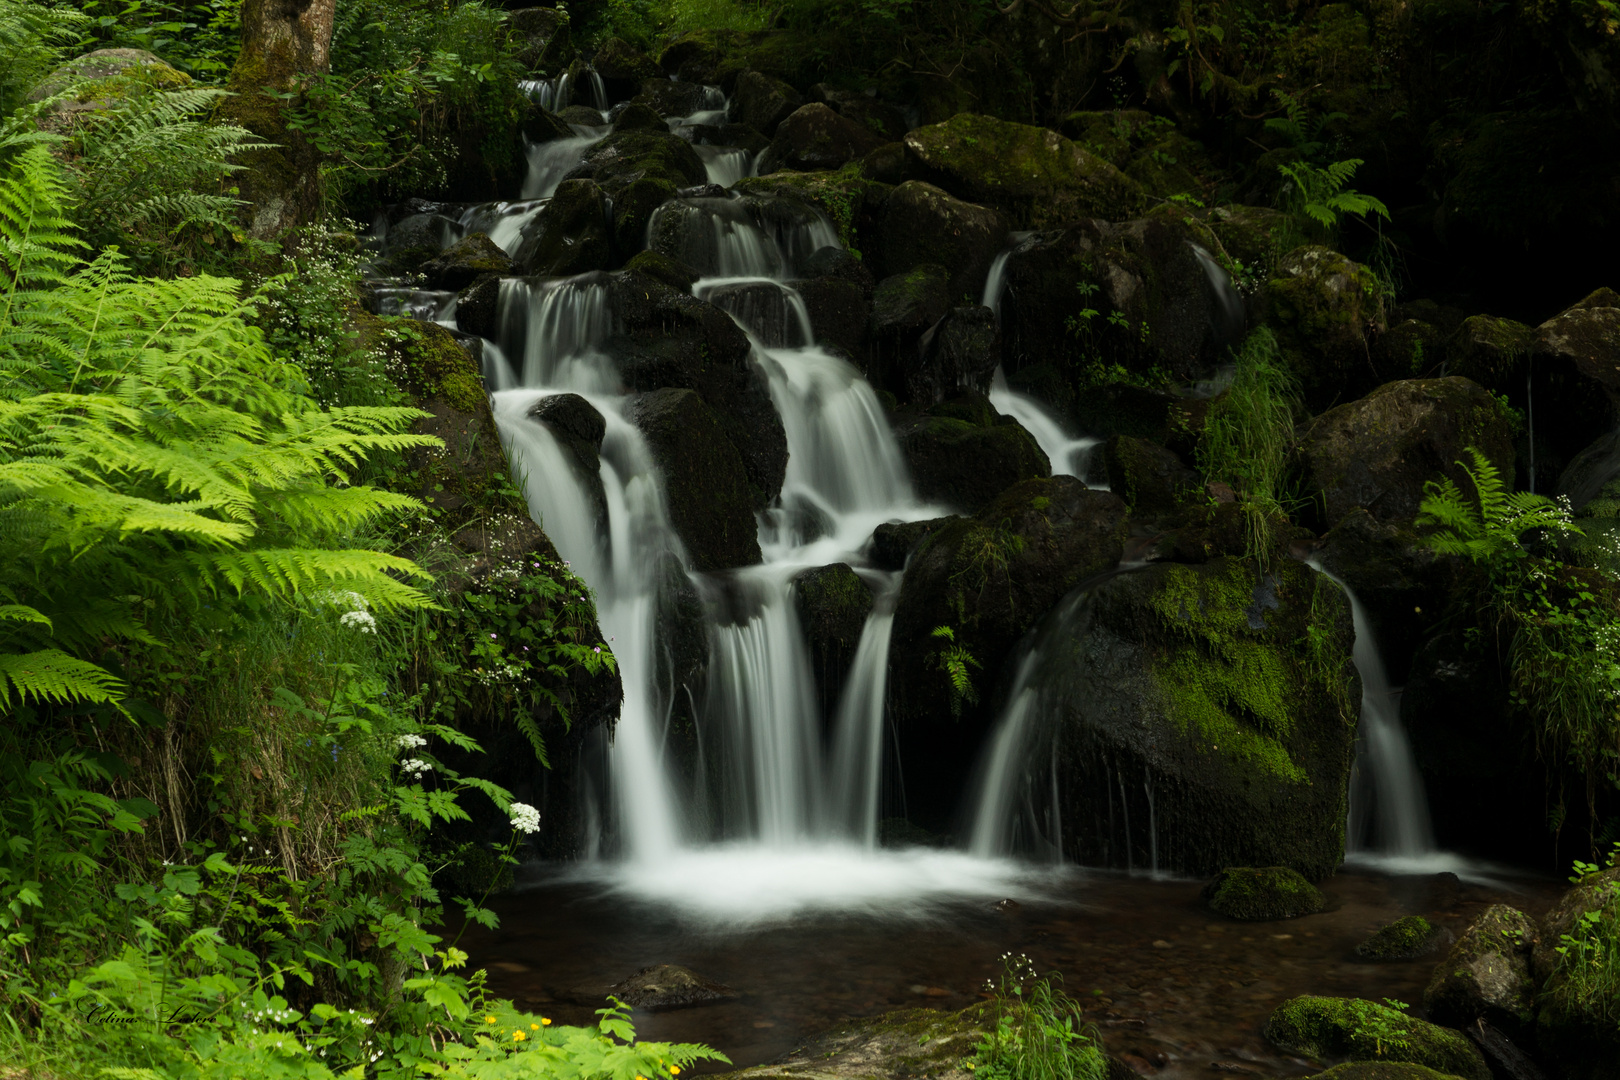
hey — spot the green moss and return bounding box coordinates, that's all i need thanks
[383,320,486,414]
[1307,1064,1472,1080]
[622,249,699,292]
[1265,996,1489,1080]
[1203,866,1326,920]
[734,164,887,251]
[1356,916,1443,960]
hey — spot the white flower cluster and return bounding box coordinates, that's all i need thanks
[395,733,428,752]
[509,802,541,834]
[340,609,377,633]
[401,758,433,776]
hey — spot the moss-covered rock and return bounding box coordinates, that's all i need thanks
[793,564,874,716]
[1423,905,1537,1035]
[510,7,571,74]
[581,128,707,198]
[521,99,575,144]
[633,78,715,119]
[908,306,1000,406]
[732,167,889,256]
[611,101,666,133]
[892,398,1049,514]
[1266,245,1387,410]
[1532,867,1620,1080]
[1306,1066,1470,1080]
[512,179,611,276]
[797,276,869,360]
[620,248,698,292]
[657,29,812,92]
[1297,377,1515,528]
[879,181,1008,304]
[1206,204,1295,272]
[1203,866,1327,921]
[902,113,1145,228]
[629,387,760,572]
[869,516,963,571]
[592,35,660,96]
[610,175,677,256]
[1103,436,1201,523]
[1265,996,1489,1080]
[1446,315,1533,391]
[30,48,192,135]
[760,103,889,176]
[1044,557,1359,877]
[420,232,513,292]
[1356,916,1447,960]
[869,264,950,397]
[453,273,502,342]
[732,70,802,138]
[712,1006,990,1080]
[1535,292,1620,408]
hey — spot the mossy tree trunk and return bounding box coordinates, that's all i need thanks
[222,0,337,239]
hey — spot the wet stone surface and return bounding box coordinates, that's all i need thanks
[459,866,1561,1079]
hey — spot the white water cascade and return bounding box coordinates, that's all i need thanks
[486,193,1048,920]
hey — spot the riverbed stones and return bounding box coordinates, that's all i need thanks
[1355,915,1448,960]
[1297,377,1515,528]
[1203,866,1326,921]
[629,388,760,571]
[713,1007,988,1080]
[1423,905,1537,1035]
[607,963,735,1009]
[902,113,1145,227]
[1265,996,1490,1080]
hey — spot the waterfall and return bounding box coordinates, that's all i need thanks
[1309,563,1437,859]
[520,69,607,114]
[523,129,609,200]
[828,574,901,847]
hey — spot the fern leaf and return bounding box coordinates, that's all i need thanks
[0,648,123,710]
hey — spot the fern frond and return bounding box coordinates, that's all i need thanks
[0,649,123,710]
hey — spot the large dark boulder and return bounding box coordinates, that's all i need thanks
[1265,997,1489,1080]
[1424,905,1538,1038]
[1311,510,1448,679]
[869,264,950,398]
[454,273,503,342]
[605,270,787,508]
[892,399,1049,514]
[630,388,761,572]
[902,113,1144,228]
[634,78,717,119]
[797,276,869,359]
[511,179,611,276]
[1297,378,1516,529]
[869,516,963,571]
[731,70,802,137]
[1102,435,1200,524]
[420,232,513,292]
[908,306,1000,406]
[592,36,660,100]
[527,393,608,534]
[878,181,1008,303]
[580,129,707,198]
[793,564,874,717]
[759,103,888,175]
[510,7,571,73]
[1042,557,1359,878]
[521,100,575,144]
[1266,246,1388,411]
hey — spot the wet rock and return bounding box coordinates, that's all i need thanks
[1463,1018,1548,1080]
[1556,426,1620,512]
[606,270,787,508]
[1446,315,1533,389]
[1266,245,1387,410]
[611,176,678,256]
[592,36,660,99]
[620,249,699,292]
[1203,866,1326,921]
[879,181,1008,303]
[893,400,1049,514]
[654,551,709,733]
[1532,867,1620,1080]
[715,1007,988,1080]
[1373,318,1447,380]
[420,232,513,292]
[1311,509,1447,674]
[581,129,708,198]
[902,113,1145,228]
[759,103,888,175]
[909,306,1000,406]
[521,101,575,144]
[1356,915,1449,960]
[861,141,907,184]
[802,246,875,295]
[558,104,606,126]
[383,213,460,273]
[794,564,874,716]
[454,273,503,342]
[1265,996,1489,1080]
[528,393,608,534]
[1297,377,1515,528]
[888,478,1126,745]
[1423,905,1537,1035]
[512,179,611,276]
[612,101,667,133]
[797,276,869,359]
[731,70,802,137]
[635,78,716,119]
[1534,288,1620,411]
[607,963,735,1010]
[869,264,950,398]
[510,7,571,73]
[1047,558,1359,878]
[1103,436,1200,522]
[870,516,963,571]
[1306,1064,1475,1080]
[630,388,761,571]
[1205,204,1294,269]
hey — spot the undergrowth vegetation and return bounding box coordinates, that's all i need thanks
[970,953,1106,1080]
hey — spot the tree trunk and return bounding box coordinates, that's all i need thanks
[221,0,338,240]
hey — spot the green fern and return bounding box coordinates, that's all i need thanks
[0,0,88,116]
[1415,447,1581,562]
[1275,158,1390,241]
[929,625,982,718]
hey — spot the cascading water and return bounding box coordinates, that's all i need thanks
[521,69,607,113]
[1310,563,1437,862]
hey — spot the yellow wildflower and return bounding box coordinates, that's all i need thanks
[541,1018,552,1026]
[671,1068,682,1075]
[514,1031,527,1042]
[486,1016,498,1025]
[531,1023,540,1030]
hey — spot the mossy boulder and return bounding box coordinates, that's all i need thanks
[1446,315,1533,391]
[759,103,889,176]
[1297,377,1515,528]
[633,78,716,119]
[892,398,1050,514]
[620,249,698,292]
[1532,867,1620,1080]
[732,70,802,137]
[592,35,660,99]
[30,48,192,133]
[713,1006,990,1080]
[797,276,869,360]
[869,264,951,398]
[512,179,610,276]
[902,113,1145,228]
[605,270,787,509]
[888,477,1127,734]
[1373,319,1447,381]
[1203,866,1327,921]
[510,7,571,74]
[1535,290,1620,406]
[1264,996,1489,1080]
[580,128,707,198]
[527,393,608,535]
[420,232,513,292]
[1266,246,1387,411]
[657,29,812,91]
[520,100,575,144]
[1103,436,1201,523]
[869,516,963,571]
[629,387,760,572]
[611,101,667,133]
[453,273,502,342]
[1306,1065,1471,1080]
[1356,916,1447,960]
[1042,557,1359,877]
[1423,905,1537,1036]
[909,307,1001,406]
[606,963,735,1010]
[793,564,875,716]
[732,167,889,255]
[879,181,1008,304]
[1206,204,1294,271]
[610,175,677,256]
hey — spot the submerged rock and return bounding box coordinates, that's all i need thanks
[1265,996,1489,1080]
[1203,866,1326,921]
[1423,904,1537,1035]
[607,964,735,1010]
[1356,915,1448,960]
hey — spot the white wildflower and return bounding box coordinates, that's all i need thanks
[401,758,433,776]
[340,610,377,634]
[509,802,541,834]
[395,733,428,752]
